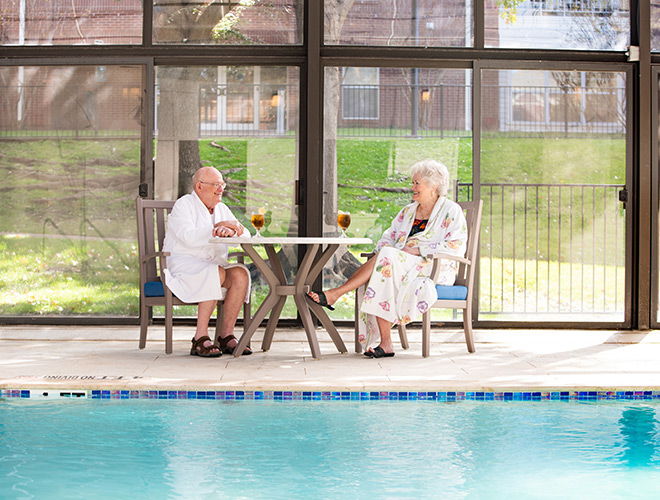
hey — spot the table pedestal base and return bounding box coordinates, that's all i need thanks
[233,242,348,359]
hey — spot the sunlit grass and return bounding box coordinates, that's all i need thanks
[0,135,626,319]
[479,256,625,317]
[0,236,138,316]
[0,234,626,319]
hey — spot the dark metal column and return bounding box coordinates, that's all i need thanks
[636,0,652,329]
[303,0,323,238]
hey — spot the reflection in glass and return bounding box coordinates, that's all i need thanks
[324,0,472,47]
[481,69,627,322]
[0,0,142,45]
[489,0,629,50]
[653,3,660,52]
[618,407,659,467]
[155,65,299,317]
[0,65,142,316]
[153,0,302,45]
[342,68,379,120]
[323,66,473,319]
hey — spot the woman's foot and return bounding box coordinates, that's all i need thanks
[363,345,395,358]
[306,290,337,310]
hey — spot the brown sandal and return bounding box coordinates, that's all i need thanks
[190,336,222,357]
[217,334,252,356]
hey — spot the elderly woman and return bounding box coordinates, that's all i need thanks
[308,159,468,358]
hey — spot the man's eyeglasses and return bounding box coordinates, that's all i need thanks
[199,181,226,190]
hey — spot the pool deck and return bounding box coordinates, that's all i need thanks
[2,325,660,393]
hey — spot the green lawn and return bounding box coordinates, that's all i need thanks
[0,235,137,315]
[0,134,627,317]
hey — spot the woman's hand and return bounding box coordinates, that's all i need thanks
[402,241,421,256]
[402,246,421,256]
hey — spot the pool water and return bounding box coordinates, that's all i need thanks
[1,399,659,499]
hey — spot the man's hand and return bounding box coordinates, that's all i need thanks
[213,221,243,237]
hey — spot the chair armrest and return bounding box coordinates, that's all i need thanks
[142,251,170,264]
[428,253,471,266]
[362,250,470,265]
[228,250,249,264]
[145,250,247,267]
[427,253,471,282]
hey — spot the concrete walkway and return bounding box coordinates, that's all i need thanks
[1,325,660,392]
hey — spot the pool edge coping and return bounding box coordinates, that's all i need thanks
[4,387,660,402]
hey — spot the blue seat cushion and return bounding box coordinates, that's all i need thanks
[436,285,468,301]
[144,281,165,297]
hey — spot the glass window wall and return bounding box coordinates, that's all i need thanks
[480,68,627,322]
[153,0,302,45]
[655,68,660,325]
[324,0,472,47]
[154,65,300,317]
[0,65,143,315]
[0,2,645,328]
[0,0,142,45]
[488,0,630,50]
[322,66,473,320]
[653,2,660,52]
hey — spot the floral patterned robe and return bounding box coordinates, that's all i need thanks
[357,196,468,348]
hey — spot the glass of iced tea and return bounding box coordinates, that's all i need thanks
[251,212,265,237]
[337,211,351,237]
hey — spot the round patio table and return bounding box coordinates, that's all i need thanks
[209,236,372,359]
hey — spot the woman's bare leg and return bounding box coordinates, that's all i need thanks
[364,316,394,355]
[308,255,377,306]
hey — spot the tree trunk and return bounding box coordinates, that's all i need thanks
[324,67,341,233]
[323,1,355,233]
[178,140,201,195]
[154,67,203,200]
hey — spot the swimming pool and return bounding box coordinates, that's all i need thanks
[1,395,659,499]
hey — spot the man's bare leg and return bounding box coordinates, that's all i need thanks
[194,300,220,354]
[216,266,250,349]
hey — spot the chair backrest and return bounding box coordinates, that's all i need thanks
[135,198,175,288]
[454,200,483,288]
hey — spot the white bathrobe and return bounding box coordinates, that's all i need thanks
[358,196,468,348]
[162,191,251,303]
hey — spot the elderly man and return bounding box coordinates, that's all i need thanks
[163,166,251,357]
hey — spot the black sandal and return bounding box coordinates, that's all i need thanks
[365,346,395,358]
[217,334,252,356]
[306,291,335,311]
[190,336,222,357]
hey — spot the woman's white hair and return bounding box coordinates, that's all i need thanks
[410,159,450,197]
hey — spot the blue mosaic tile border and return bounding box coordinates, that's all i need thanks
[3,389,660,402]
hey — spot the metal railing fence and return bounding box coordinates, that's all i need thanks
[456,182,626,318]
[0,83,141,140]
[338,83,471,138]
[521,0,629,15]
[338,83,624,139]
[197,83,295,137]
[1,82,625,140]
[493,85,626,137]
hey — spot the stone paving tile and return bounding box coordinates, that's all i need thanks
[1,326,660,392]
